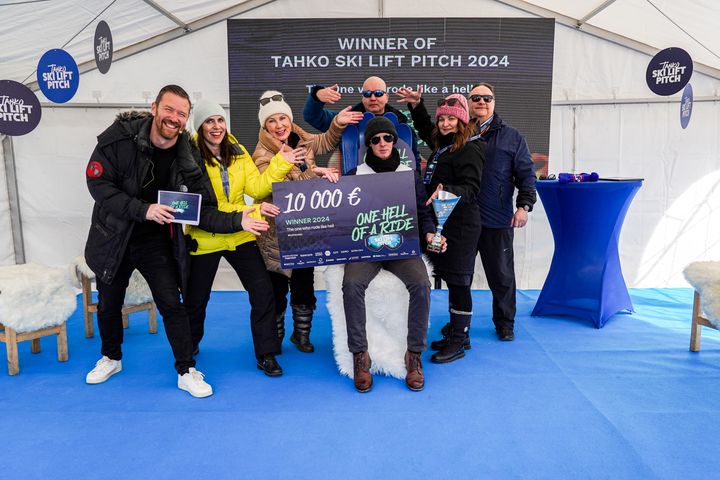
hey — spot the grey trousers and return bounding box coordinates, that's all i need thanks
[342,257,431,353]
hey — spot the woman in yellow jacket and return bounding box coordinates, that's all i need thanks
[185,100,302,376]
[252,90,362,353]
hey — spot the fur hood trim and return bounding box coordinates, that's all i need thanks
[115,110,152,121]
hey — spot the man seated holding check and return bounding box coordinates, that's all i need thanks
[341,116,443,393]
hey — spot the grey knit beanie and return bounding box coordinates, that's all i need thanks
[192,100,225,132]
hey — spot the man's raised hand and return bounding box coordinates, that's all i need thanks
[317,84,342,104]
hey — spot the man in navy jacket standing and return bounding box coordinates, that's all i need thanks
[397,82,536,343]
[464,82,536,341]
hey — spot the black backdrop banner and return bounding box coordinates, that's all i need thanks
[227,18,554,167]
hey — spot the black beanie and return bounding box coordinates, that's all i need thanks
[364,116,398,146]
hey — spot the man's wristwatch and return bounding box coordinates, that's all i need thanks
[521,205,530,212]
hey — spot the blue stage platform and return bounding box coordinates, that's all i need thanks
[1,288,718,479]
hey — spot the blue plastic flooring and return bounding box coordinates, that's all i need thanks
[1,288,719,479]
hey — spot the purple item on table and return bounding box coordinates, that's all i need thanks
[558,172,599,184]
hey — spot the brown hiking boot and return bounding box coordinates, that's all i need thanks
[404,350,425,391]
[353,351,373,393]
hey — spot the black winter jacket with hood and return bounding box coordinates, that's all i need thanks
[84,112,244,293]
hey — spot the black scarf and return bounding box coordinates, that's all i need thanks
[438,132,455,148]
[364,147,401,173]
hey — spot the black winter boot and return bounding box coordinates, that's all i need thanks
[276,310,286,342]
[494,320,515,341]
[430,322,471,351]
[431,313,471,364]
[290,304,315,353]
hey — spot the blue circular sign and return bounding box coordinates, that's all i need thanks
[680,83,693,129]
[646,47,693,96]
[0,80,42,136]
[36,49,79,103]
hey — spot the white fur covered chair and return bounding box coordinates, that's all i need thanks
[72,256,157,338]
[0,263,75,375]
[684,261,720,351]
[325,258,433,379]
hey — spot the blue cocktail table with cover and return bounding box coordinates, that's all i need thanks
[531,180,642,328]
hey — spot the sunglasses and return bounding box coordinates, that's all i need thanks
[362,90,386,98]
[469,94,494,103]
[259,94,284,106]
[370,134,395,145]
[437,98,462,107]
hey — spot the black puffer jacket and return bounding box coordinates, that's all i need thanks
[84,112,244,293]
[424,135,484,280]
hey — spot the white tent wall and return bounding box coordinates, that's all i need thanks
[4,0,720,289]
[10,108,122,267]
[538,24,720,289]
[543,100,720,289]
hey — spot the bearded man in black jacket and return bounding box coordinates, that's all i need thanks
[83,85,267,397]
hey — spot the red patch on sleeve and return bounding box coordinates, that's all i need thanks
[86,161,104,178]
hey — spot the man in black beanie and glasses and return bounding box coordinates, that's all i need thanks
[341,116,439,393]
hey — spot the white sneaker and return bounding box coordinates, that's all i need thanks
[86,356,122,384]
[178,368,213,398]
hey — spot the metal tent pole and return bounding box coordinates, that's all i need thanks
[1,134,25,264]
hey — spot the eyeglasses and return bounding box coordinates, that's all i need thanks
[362,90,386,98]
[437,98,461,107]
[370,134,395,145]
[469,94,494,103]
[259,94,284,106]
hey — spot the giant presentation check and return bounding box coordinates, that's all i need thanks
[273,170,421,269]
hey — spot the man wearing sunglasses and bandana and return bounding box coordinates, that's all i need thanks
[341,116,438,393]
[303,76,422,171]
[397,82,536,344]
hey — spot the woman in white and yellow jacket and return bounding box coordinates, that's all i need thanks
[184,100,301,377]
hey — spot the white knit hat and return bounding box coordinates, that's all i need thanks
[192,100,225,132]
[258,90,293,127]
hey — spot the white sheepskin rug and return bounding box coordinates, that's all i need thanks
[325,258,433,379]
[684,261,720,327]
[73,256,153,305]
[0,263,77,333]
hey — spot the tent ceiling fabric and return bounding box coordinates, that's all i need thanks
[0,0,259,83]
[590,0,720,72]
[501,0,720,75]
[1,0,719,84]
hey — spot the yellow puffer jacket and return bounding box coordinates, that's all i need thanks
[186,133,293,255]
